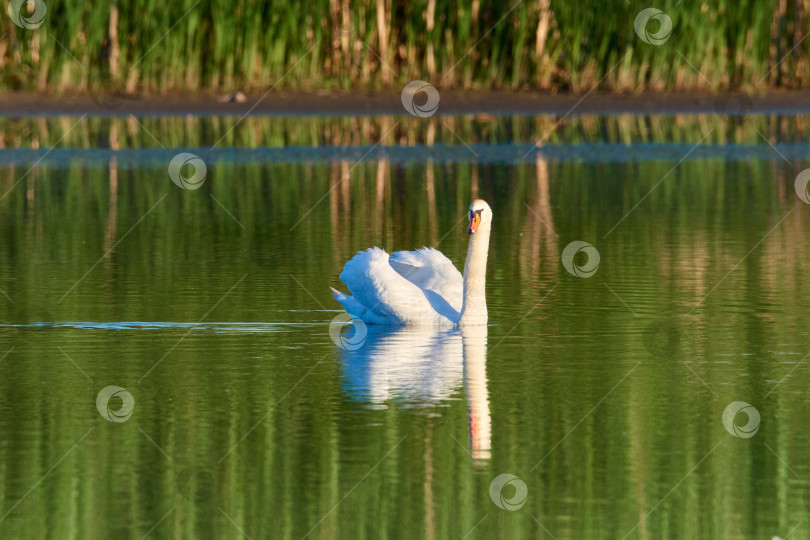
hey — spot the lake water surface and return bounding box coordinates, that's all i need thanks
[0,113,809,539]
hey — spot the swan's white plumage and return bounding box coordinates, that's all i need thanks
[332,199,492,326]
[335,247,457,325]
[390,248,463,312]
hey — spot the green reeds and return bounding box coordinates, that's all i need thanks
[3,0,809,94]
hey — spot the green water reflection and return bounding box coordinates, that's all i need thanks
[3,112,810,150]
[0,123,809,538]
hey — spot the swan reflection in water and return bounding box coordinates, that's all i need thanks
[338,324,491,461]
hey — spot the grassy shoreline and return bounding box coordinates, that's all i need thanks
[3,1,808,95]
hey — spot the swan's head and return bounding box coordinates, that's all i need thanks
[467,199,492,235]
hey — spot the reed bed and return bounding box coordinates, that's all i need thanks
[3,0,808,94]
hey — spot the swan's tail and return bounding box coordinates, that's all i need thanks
[330,287,368,320]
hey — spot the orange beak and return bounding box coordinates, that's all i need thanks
[467,212,481,234]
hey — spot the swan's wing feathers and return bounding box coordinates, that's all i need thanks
[390,247,463,311]
[390,247,463,288]
[339,247,447,324]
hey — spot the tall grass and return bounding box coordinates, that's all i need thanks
[3,0,809,94]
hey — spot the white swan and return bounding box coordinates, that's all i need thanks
[331,199,492,326]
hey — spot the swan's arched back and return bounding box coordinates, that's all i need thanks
[390,248,463,312]
[333,248,456,325]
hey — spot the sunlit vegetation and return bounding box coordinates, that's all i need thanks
[3,0,808,94]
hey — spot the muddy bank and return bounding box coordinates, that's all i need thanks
[1,90,809,117]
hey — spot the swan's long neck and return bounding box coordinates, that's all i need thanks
[459,221,490,325]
